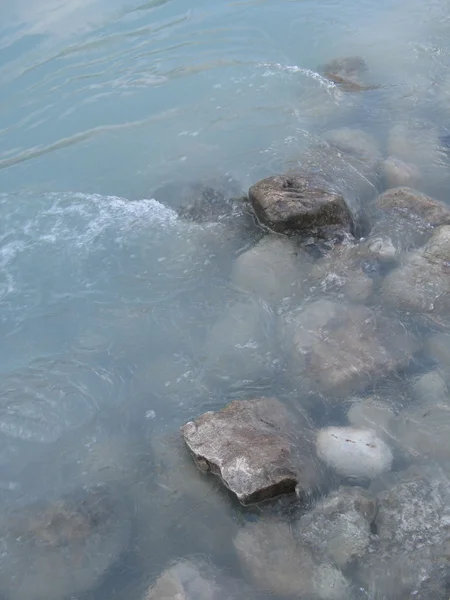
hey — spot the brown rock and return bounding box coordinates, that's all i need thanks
[279,300,418,398]
[376,186,450,226]
[181,397,320,505]
[248,173,354,236]
[380,157,421,190]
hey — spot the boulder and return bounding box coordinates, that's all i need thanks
[316,426,393,480]
[358,466,450,599]
[381,225,450,315]
[234,519,351,599]
[0,484,130,600]
[144,559,252,600]
[230,235,311,306]
[380,156,421,190]
[279,299,418,398]
[371,187,450,254]
[248,173,353,237]
[375,186,450,226]
[180,397,321,505]
[321,56,378,91]
[294,486,377,569]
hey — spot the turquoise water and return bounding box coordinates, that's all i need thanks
[1,0,450,598]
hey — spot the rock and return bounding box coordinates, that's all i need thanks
[0,484,130,600]
[316,426,393,479]
[426,332,450,373]
[234,519,351,599]
[231,235,311,306]
[347,396,397,442]
[375,187,450,227]
[203,297,276,386]
[322,128,382,174]
[295,486,377,569]
[321,56,378,91]
[380,156,421,190]
[144,559,250,600]
[358,466,450,599]
[279,300,418,398]
[387,122,450,199]
[381,225,450,315]
[390,374,450,463]
[248,173,354,237]
[180,397,321,505]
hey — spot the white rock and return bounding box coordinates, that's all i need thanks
[316,426,393,479]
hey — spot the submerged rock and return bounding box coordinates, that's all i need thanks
[231,235,311,306]
[321,56,378,91]
[380,156,421,190]
[375,186,450,227]
[144,559,251,600]
[279,299,418,398]
[180,397,321,505]
[316,426,393,479]
[0,484,130,600]
[381,225,450,315]
[359,466,450,599]
[248,173,353,237]
[295,486,377,569]
[234,519,351,599]
[347,395,397,442]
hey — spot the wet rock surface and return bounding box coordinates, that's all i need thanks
[279,299,418,398]
[0,484,130,600]
[376,186,450,226]
[248,173,354,237]
[316,426,393,480]
[295,486,377,569]
[181,397,321,505]
[381,225,450,314]
[380,156,421,190]
[234,518,352,599]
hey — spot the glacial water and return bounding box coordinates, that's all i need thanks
[1,0,450,599]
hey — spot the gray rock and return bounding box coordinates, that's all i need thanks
[181,397,321,505]
[144,559,251,600]
[248,173,353,237]
[358,466,450,599]
[380,156,421,190]
[231,235,311,306]
[279,300,418,398]
[381,225,450,315]
[234,519,351,599]
[347,396,397,442]
[295,486,377,569]
[426,332,450,373]
[322,128,382,174]
[0,484,130,600]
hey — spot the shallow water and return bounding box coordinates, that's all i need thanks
[1,0,450,598]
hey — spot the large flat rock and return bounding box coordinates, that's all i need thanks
[248,173,353,236]
[181,397,319,505]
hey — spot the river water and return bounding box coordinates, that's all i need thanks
[1,0,450,599]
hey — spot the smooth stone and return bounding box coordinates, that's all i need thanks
[380,156,421,190]
[144,559,251,600]
[412,370,449,404]
[0,484,130,600]
[181,397,321,505]
[231,235,311,306]
[234,519,351,599]
[248,173,354,237]
[316,426,393,479]
[279,300,418,398]
[295,486,377,569]
[381,225,450,314]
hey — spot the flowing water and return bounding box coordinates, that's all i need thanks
[1,0,450,598]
